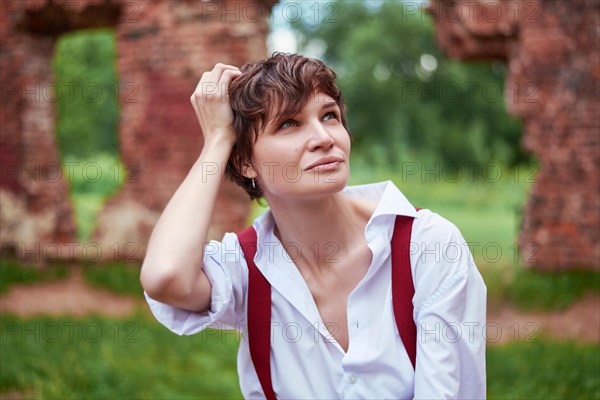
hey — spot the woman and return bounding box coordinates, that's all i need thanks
[141,53,487,399]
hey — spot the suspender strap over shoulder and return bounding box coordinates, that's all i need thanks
[237,212,418,399]
[391,215,417,369]
[238,226,277,400]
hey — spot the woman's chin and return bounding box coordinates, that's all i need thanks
[302,174,349,196]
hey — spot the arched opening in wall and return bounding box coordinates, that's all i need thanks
[53,28,125,241]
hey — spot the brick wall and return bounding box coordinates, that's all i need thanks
[1,1,78,262]
[429,0,600,270]
[1,0,275,263]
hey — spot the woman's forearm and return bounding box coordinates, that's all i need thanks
[140,136,233,305]
[140,63,241,311]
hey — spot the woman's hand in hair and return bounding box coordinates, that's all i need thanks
[190,63,242,146]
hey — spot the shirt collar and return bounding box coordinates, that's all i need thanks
[341,180,417,220]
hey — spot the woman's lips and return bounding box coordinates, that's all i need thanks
[305,156,344,171]
[308,160,342,172]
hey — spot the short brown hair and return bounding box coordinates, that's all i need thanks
[226,52,350,201]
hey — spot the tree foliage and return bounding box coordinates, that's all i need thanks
[52,28,119,159]
[52,29,122,239]
[292,1,530,168]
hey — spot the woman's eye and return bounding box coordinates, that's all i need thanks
[323,112,338,121]
[279,120,297,130]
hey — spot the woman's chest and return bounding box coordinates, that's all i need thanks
[299,245,374,352]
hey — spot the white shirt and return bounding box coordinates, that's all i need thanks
[145,180,487,399]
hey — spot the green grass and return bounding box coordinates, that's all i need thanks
[64,153,126,241]
[1,312,598,399]
[0,312,242,399]
[487,340,600,399]
[0,261,69,295]
[477,262,600,311]
[491,266,600,310]
[82,262,143,297]
[70,192,107,242]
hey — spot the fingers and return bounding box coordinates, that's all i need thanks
[221,68,242,83]
[191,63,241,105]
[209,63,240,85]
[220,69,242,98]
[191,71,210,106]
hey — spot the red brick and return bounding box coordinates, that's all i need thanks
[430,0,600,270]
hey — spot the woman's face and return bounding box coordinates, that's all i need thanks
[246,91,351,201]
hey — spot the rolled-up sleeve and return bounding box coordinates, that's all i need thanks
[412,211,487,399]
[144,232,248,336]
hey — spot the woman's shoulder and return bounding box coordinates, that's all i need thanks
[413,208,465,242]
[410,208,476,292]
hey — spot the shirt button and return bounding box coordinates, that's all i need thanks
[348,375,357,384]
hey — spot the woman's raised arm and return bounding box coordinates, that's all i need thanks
[140,63,242,313]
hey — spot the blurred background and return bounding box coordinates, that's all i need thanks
[1,0,598,398]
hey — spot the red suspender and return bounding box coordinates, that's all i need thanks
[237,213,418,399]
[238,226,277,400]
[391,215,417,369]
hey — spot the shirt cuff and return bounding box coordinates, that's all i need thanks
[143,251,235,335]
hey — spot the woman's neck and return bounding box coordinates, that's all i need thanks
[267,192,375,268]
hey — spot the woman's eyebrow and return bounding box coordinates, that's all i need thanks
[321,101,338,110]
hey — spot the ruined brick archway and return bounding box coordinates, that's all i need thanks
[1,0,276,262]
[428,0,599,270]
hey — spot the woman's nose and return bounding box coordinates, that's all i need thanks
[307,121,334,151]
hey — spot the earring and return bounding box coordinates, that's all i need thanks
[252,178,256,189]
